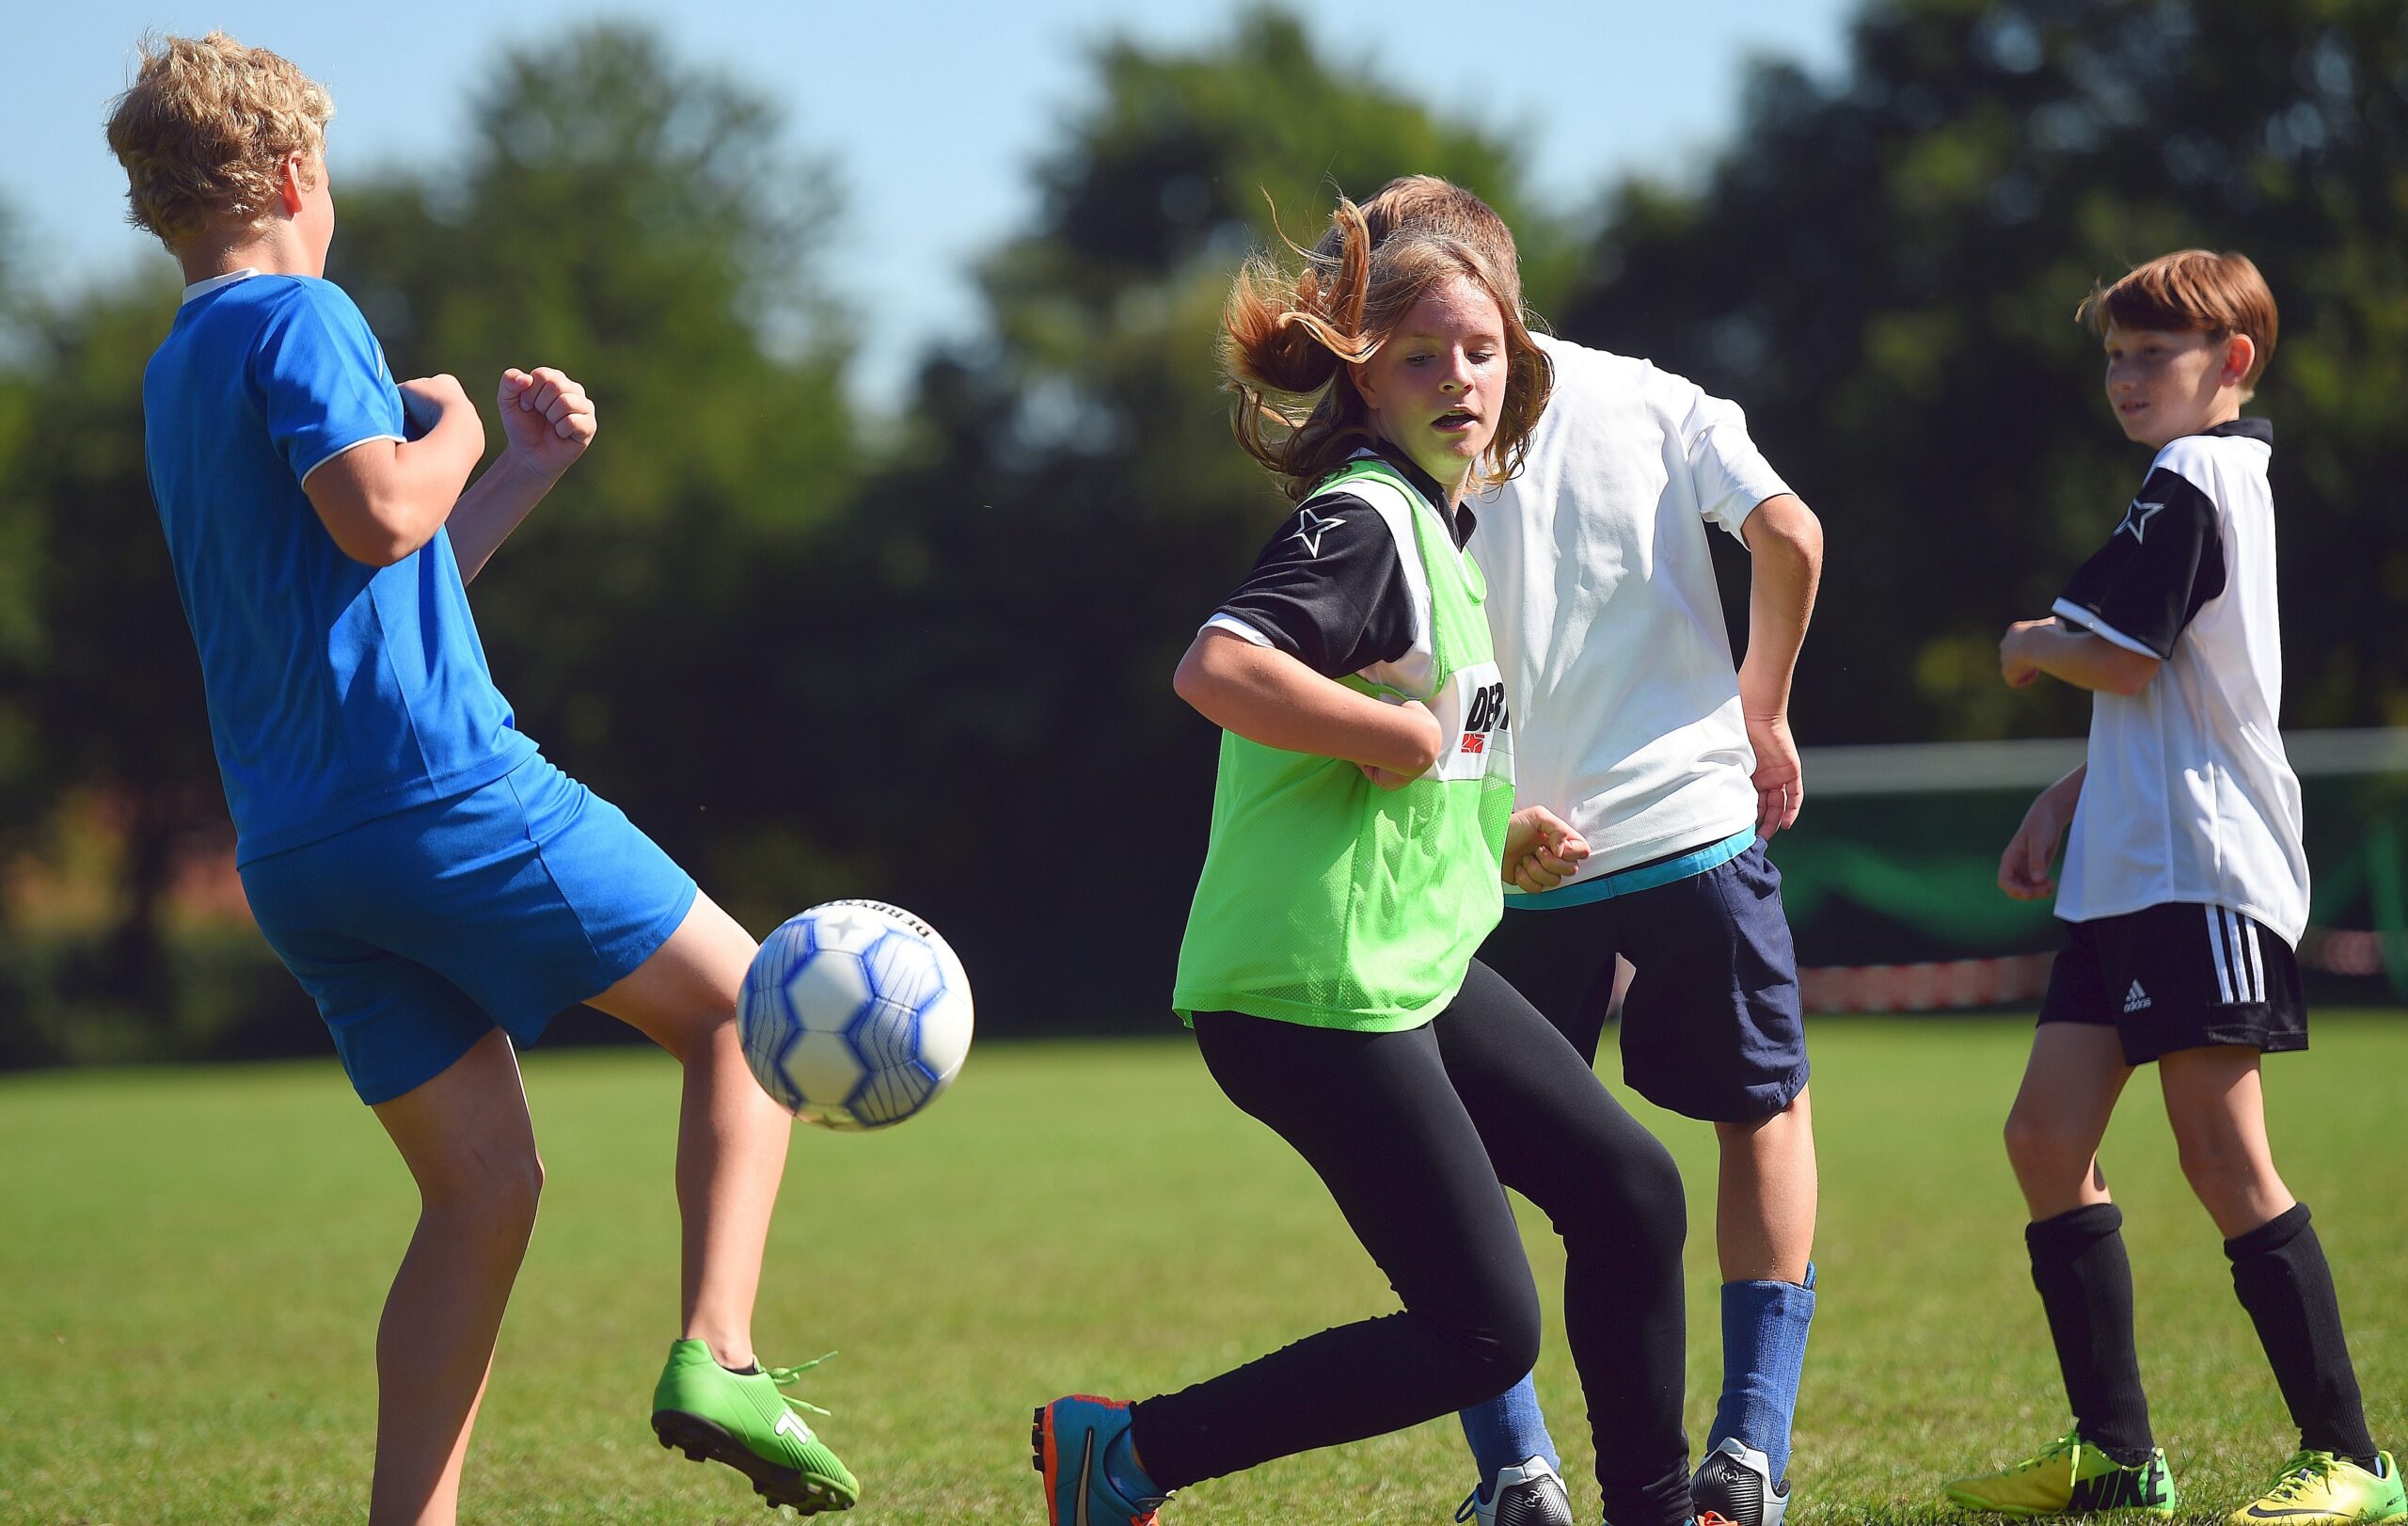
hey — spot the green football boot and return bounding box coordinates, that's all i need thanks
[650,1338,859,1515]
[2226,1450,2407,1525]
[1945,1430,2177,1517]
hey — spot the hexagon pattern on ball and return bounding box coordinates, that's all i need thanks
[737,899,974,1131]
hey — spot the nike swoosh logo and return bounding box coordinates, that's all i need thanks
[2244,1509,2333,1518]
[1075,1428,1095,1526]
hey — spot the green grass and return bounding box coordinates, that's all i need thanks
[3,1016,2402,1525]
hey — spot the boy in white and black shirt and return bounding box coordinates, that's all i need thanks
[2046,414,2311,961]
[1340,179,1825,1526]
[1950,251,2400,1525]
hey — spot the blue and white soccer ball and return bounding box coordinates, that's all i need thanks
[737,899,974,1131]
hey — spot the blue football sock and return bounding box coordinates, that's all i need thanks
[1104,1427,1164,1503]
[1458,1369,1561,1481]
[1710,1264,1815,1484]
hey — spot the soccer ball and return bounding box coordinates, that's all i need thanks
[737,899,974,1131]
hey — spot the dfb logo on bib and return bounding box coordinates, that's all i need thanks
[1461,682,1506,754]
[1424,663,1509,783]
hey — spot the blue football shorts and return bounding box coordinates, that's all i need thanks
[240,755,699,1105]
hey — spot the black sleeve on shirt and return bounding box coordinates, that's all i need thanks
[2055,467,2228,659]
[1212,491,1417,678]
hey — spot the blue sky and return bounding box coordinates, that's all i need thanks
[12,1,1855,405]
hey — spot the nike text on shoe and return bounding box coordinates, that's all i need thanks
[1944,1430,2176,1517]
[1694,1437,1790,1526]
[2226,1449,2408,1526]
[650,1339,860,1515]
[1033,1394,1164,1526]
[1457,1454,1574,1526]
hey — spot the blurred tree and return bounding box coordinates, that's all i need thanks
[1555,0,2408,742]
[0,263,219,1019]
[327,24,863,929]
[0,209,35,842]
[810,7,1556,1026]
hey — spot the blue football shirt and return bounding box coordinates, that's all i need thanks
[144,271,537,863]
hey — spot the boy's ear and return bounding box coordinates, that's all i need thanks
[2221,333,2256,389]
[277,152,309,216]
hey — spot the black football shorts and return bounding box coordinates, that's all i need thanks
[2037,900,2306,1065]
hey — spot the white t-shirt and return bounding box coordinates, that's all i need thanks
[2049,420,2308,945]
[1474,335,1793,882]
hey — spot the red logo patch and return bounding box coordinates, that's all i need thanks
[1459,733,1485,755]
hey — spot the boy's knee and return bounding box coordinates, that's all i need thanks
[495,1151,545,1228]
[2003,1107,2081,1179]
[422,1143,544,1236]
[2175,1137,2263,1201]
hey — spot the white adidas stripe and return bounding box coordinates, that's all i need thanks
[2208,904,2236,1004]
[2209,907,2267,1004]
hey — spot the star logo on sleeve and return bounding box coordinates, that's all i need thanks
[2115,498,2165,543]
[1287,506,1346,557]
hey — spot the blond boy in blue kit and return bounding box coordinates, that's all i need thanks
[110,33,855,1523]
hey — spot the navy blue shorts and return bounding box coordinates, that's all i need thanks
[1476,837,1807,1122]
[241,755,699,1105]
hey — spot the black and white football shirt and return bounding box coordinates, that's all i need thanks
[2049,419,2309,945]
[1203,443,1474,680]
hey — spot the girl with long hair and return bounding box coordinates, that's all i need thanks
[1033,199,1695,1526]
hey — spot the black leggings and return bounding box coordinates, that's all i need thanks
[1130,960,1692,1526]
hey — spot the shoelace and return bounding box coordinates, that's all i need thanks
[2259,1452,2336,1504]
[763,1351,838,1418]
[2014,1433,2084,1473]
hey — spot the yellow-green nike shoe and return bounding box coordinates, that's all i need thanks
[650,1339,859,1514]
[2226,1450,2407,1526]
[1945,1431,2176,1517]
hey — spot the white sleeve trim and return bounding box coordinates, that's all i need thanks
[297,432,407,489]
[1200,612,1275,648]
[2051,598,2161,660]
[1677,388,1793,537]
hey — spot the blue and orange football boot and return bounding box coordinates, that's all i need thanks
[1033,1394,1166,1525]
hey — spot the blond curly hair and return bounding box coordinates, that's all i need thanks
[104,32,334,251]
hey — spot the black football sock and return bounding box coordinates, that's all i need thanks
[2225,1203,2379,1471]
[2027,1203,2157,1466]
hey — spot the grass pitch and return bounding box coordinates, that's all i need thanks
[3,1015,2402,1525]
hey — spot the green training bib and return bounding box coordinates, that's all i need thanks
[1172,453,1515,1031]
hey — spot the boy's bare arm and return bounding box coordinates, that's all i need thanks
[2000,764,2086,899]
[302,374,483,566]
[447,369,598,582]
[1173,628,1441,781]
[2000,619,2162,696]
[1738,493,1823,837]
